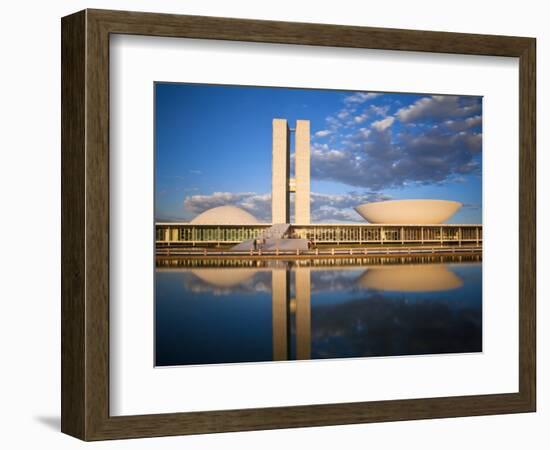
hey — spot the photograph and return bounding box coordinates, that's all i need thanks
[7,1,534,444]
[154,83,483,367]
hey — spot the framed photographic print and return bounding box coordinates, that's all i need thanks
[61,9,536,440]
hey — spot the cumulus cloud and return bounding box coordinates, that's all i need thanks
[396,95,481,123]
[184,191,271,221]
[369,104,390,116]
[182,190,390,223]
[325,115,341,130]
[306,94,483,190]
[310,191,391,222]
[355,128,372,139]
[353,113,369,124]
[337,110,350,120]
[371,116,395,131]
[348,105,390,127]
[343,92,381,104]
[314,129,332,138]
[322,94,387,134]
[311,115,481,190]
[443,115,482,132]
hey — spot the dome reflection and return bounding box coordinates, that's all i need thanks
[358,264,463,292]
[191,268,258,287]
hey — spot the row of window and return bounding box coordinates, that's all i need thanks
[156,226,267,242]
[156,226,482,243]
[294,226,481,242]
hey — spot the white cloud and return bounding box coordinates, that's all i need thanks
[465,115,482,128]
[443,115,482,132]
[353,113,369,124]
[313,143,329,151]
[314,129,332,138]
[325,115,340,130]
[343,92,381,104]
[181,190,390,223]
[311,146,347,164]
[396,95,481,123]
[310,191,392,223]
[337,110,350,120]
[370,104,390,116]
[371,116,395,131]
[356,128,371,139]
[310,114,482,189]
[183,191,271,221]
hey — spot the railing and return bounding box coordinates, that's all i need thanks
[156,244,482,258]
[156,252,482,268]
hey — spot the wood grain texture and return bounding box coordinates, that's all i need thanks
[61,8,537,441]
[89,8,532,56]
[84,10,111,440]
[61,10,86,439]
[518,39,536,410]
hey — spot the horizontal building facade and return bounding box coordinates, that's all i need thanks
[156,223,483,247]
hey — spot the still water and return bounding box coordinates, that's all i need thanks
[155,255,482,366]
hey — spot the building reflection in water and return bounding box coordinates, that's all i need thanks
[271,264,463,361]
[358,264,463,292]
[271,269,289,361]
[192,268,257,287]
[155,255,481,366]
[271,268,312,361]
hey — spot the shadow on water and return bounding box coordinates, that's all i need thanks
[155,254,482,366]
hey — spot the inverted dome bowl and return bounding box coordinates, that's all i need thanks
[355,199,462,224]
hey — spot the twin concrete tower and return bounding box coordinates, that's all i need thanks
[272,119,311,225]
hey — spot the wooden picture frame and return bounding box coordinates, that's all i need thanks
[61,8,536,440]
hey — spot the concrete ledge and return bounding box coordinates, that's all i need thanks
[156,245,482,259]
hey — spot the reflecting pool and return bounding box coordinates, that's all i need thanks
[155,255,482,366]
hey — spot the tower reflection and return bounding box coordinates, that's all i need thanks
[170,257,474,365]
[295,268,311,360]
[271,269,290,361]
[271,267,312,361]
[270,263,465,361]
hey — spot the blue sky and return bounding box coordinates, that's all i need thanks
[155,83,482,224]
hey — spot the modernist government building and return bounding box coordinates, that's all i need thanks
[156,119,482,251]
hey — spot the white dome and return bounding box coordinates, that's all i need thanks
[190,205,259,225]
[355,199,461,224]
